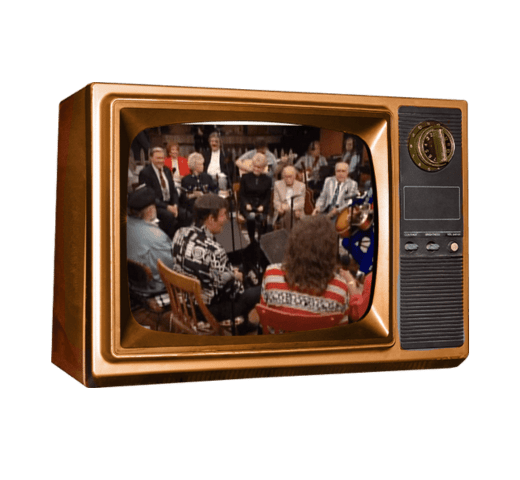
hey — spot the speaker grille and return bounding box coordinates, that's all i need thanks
[399,255,464,350]
[398,107,462,146]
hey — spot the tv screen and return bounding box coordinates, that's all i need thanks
[127,122,376,335]
[52,83,468,387]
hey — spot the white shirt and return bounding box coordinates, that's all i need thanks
[207,150,221,178]
[169,157,182,187]
[153,164,170,202]
[284,186,294,204]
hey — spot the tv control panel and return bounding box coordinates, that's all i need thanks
[397,106,465,351]
[398,107,463,256]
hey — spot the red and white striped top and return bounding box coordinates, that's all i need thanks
[260,264,349,317]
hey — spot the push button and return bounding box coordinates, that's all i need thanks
[426,242,440,252]
[405,242,419,252]
[449,242,459,252]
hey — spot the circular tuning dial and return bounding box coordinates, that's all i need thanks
[408,121,455,172]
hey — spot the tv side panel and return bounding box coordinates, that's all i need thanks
[51,87,90,386]
[397,106,467,351]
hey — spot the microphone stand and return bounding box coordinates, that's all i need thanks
[290,195,295,230]
[225,166,250,336]
[226,181,238,336]
[289,194,303,230]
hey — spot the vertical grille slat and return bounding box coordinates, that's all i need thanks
[399,255,464,350]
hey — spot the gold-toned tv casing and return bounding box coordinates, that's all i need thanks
[52,83,468,387]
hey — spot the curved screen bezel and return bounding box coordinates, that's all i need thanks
[90,85,396,380]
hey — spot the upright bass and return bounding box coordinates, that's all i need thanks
[302,167,315,215]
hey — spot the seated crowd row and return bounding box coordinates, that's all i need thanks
[128,133,368,243]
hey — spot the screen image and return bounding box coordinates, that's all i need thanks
[127,122,376,335]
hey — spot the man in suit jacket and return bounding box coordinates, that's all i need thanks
[138,147,190,238]
[202,132,236,189]
[313,162,358,221]
[273,165,306,230]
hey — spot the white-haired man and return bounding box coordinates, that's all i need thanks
[273,165,306,229]
[313,161,358,221]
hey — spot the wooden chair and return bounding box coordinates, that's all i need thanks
[232,182,246,224]
[157,259,235,336]
[256,304,346,334]
[127,259,169,330]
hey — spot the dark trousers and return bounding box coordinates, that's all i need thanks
[157,206,192,239]
[208,286,261,334]
[244,212,267,242]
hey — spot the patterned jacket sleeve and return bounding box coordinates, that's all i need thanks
[209,244,244,297]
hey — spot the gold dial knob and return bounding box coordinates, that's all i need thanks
[408,121,455,172]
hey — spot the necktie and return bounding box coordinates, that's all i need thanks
[158,168,166,189]
[330,183,340,209]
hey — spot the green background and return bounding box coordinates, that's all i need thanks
[0,1,519,479]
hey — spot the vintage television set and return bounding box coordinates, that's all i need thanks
[52,83,468,387]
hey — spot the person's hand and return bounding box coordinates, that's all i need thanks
[339,269,363,295]
[233,268,243,283]
[167,204,178,217]
[327,207,338,218]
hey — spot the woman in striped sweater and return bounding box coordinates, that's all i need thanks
[260,215,349,319]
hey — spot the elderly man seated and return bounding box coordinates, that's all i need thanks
[126,186,174,287]
[273,165,305,230]
[138,146,191,239]
[312,161,358,222]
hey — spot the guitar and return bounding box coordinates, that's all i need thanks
[335,203,373,237]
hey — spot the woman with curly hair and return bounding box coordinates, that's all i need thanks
[260,215,349,317]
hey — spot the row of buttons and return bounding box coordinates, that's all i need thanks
[405,241,459,253]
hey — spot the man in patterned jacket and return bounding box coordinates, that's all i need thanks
[171,194,260,334]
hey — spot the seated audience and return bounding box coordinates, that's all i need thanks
[294,140,328,188]
[181,152,218,215]
[239,153,272,242]
[236,139,277,177]
[171,194,260,334]
[138,146,191,238]
[273,165,305,230]
[164,141,190,189]
[126,186,174,286]
[312,161,358,221]
[261,215,349,317]
[202,131,235,189]
[342,136,361,183]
